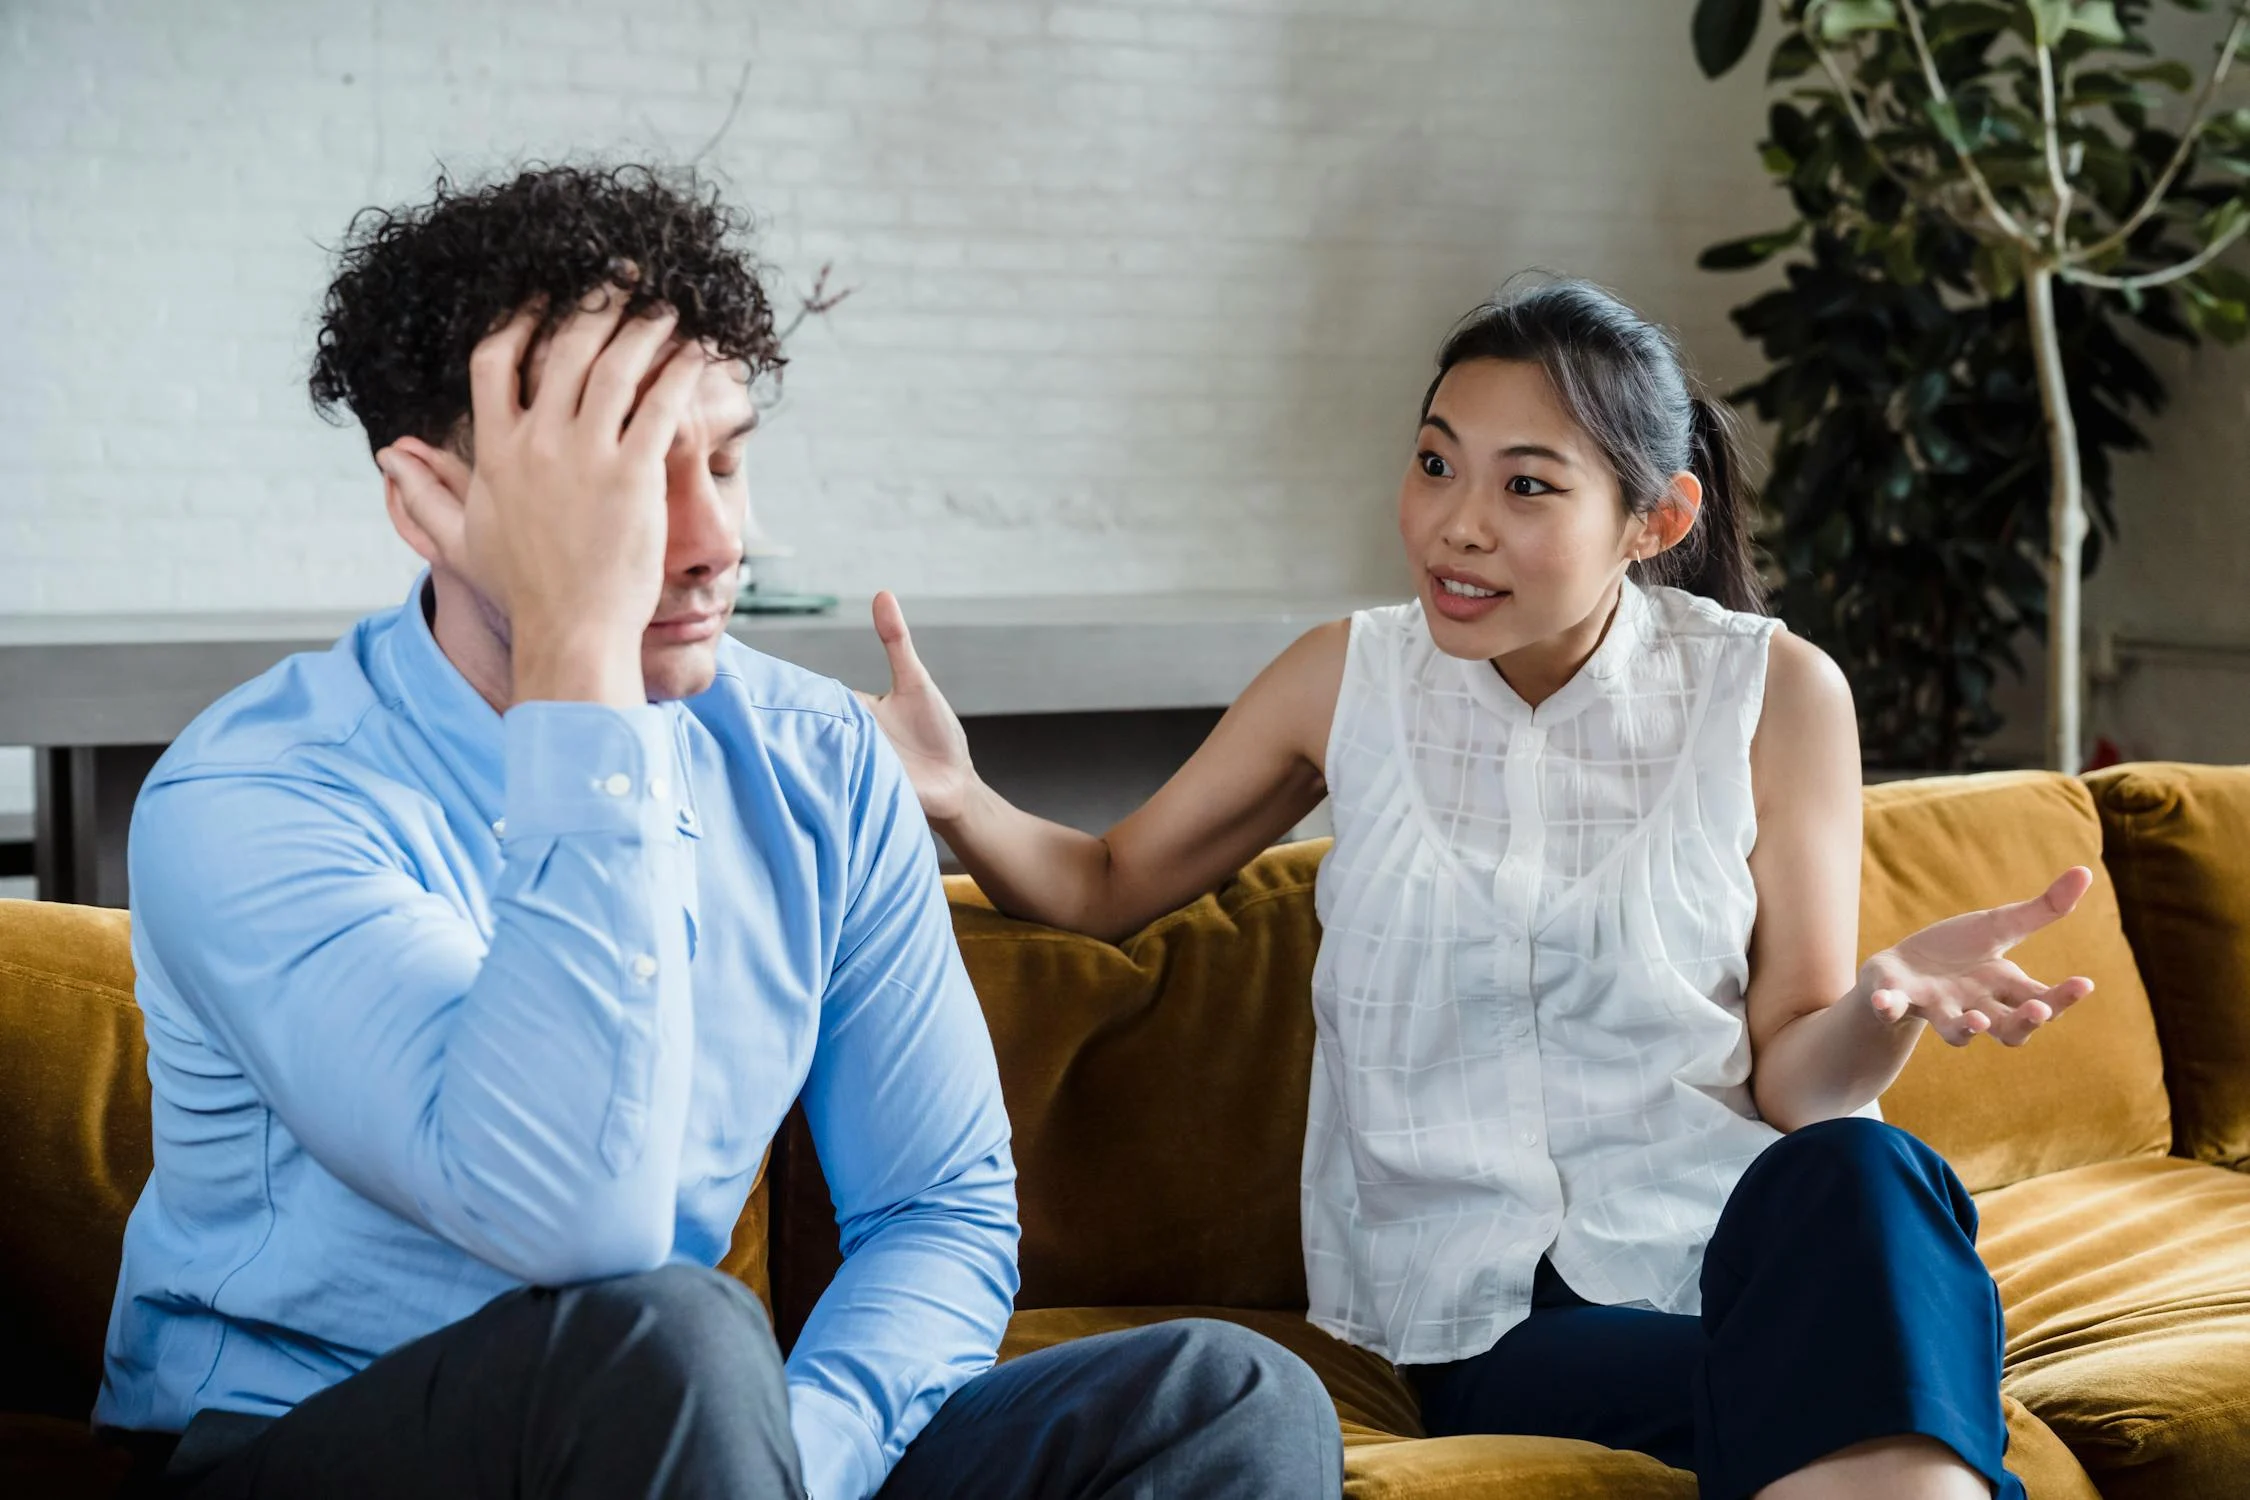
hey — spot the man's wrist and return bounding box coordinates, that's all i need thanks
[510,624,646,709]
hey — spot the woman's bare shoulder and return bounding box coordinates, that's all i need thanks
[1752,629,1859,810]
[1268,619,1352,771]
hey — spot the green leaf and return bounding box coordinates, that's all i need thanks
[1925,97,1972,153]
[1928,2,2017,47]
[1813,0,1899,44]
[2067,71,2143,107]
[2204,108,2250,146]
[2197,196,2250,247]
[1693,0,1764,79]
[2067,2,2127,46]
[2026,0,2074,45]
[2122,61,2195,93]
[1700,222,1811,271]
[2181,278,2250,340]
[1762,144,1798,175]
[1906,367,1950,417]
[1885,224,1928,284]
[1973,238,2023,299]
[1769,32,1821,82]
[2194,262,2250,304]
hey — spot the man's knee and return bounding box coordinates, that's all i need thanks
[1131,1319,1339,1446]
[545,1264,784,1398]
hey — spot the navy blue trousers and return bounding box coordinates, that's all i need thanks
[1405,1118,2023,1500]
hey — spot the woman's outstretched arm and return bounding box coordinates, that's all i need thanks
[856,592,1345,943]
[1744,632,2095,1130]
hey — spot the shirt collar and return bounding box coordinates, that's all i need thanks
[374,571,508,830]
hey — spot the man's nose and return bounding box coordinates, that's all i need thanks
[667,465,746,583]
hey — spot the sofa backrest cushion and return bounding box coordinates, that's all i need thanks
[2087,762,2250,1170]
[1866,772,2172,1194]
[0,900,148,1419]
[768,841,1324,1343]
[776,775,2178,1328]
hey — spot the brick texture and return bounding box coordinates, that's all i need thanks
[0,0,1781,620]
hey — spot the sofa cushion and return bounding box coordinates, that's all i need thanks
[2086,762,2250,1170]
[999,1306,1694,1499]
[0,900,148,1420]
[1982,1154,2250,1500]
[772,842,1330,1342]
[0,1413,134,1498]
[1000,1306,2095,1499]
[1864,773,2172,1194]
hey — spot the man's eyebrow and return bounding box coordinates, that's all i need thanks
[1420,414,1572,466]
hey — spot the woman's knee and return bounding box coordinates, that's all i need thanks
[1739,1118,1975,1233]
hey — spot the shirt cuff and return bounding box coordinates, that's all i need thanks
[502,702,678,841]
[788,1381,887,1500]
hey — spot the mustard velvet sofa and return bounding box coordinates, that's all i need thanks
[5,764,2249,1498]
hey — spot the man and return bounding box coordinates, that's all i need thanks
[98,164,1342,1500]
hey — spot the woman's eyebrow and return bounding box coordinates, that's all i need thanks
[1420,414,1571,467]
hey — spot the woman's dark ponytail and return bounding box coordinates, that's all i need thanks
[1660,395,1766,615]
[1427,277,1769,617]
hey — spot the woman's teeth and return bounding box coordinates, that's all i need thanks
[1439,578,1500,598]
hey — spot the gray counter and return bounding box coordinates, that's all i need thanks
[1,591,1387,903]
[0,592,1389,746]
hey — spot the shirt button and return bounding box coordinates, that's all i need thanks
[491,818,506,837]
[602,773,632,797]
[630,954,658,980]
[1520,1128,1540,1148]
[650,776,670,800]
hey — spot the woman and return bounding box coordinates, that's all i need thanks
[860,278,2089,1499]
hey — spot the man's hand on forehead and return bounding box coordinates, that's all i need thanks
[376,277,719,708]
[515,284,698,424]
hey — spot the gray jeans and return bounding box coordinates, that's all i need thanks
[156,1264,1343,1499]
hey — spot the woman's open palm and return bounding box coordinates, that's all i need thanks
[1860,867,2097,1047]
[855,592,977,824]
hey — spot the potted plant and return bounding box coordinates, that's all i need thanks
[1693,0,2250,769]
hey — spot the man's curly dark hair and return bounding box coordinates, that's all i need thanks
[309,163,785,456]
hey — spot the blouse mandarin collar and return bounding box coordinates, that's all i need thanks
[1455,576,1650,728]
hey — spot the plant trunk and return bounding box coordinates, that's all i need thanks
[2024,264,2085,773]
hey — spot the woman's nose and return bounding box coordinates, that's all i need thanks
[1440,496,1497,553]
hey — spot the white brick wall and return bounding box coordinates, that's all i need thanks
[0,0,1781,623]
[3,0,2238,824]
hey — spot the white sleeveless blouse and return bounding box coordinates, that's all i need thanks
[1305,579,1793,1365]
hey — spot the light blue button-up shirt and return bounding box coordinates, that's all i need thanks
[97,577,1021,1500]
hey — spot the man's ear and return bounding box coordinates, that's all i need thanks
[377,436,474,568]
[1635,471,1705,560]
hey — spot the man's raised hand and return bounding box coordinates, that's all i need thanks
[376,286,713,707]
